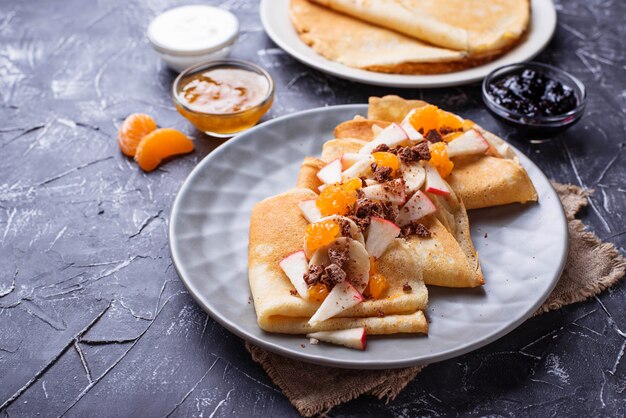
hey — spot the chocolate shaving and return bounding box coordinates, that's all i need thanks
[402,283,412,292]
[372,143,390,153]
[400,221,431,238]
[322,263,346,287]
[414,142,431,161]
[328,241,350,268]
[289,289,298,296]
[305,262,347,289]
[348,215,371,232]
[439,126,462,135]
[372,165,393,183]
[425,129,443,143]
[382,179,405,196]
[392,143,431,163]
[338,218,352,240]
[396,146,419,163]
[354,198,398,222]
[304,264,324,285]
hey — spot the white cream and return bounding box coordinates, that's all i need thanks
[147,5,239,72]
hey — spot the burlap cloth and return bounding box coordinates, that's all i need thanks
[246,183,626,417]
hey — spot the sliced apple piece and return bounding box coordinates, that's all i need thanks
[306,327,367,350]
[396,190,437,226]
[299,200,322,223]
[360,179,406,204]
[365,217,401,259]
[341,157,372,181]
[316,159,342,185]
[341,152,368,170]
[424,163,451,196]
[278,250,310,299]
[446,129,489,158]
[399,120,424,141]
[402,163,426,194]
[495,141,510,157]
[308,281,364,324]
[359,123,408,155]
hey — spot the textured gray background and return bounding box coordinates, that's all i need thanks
[0,0,624,416]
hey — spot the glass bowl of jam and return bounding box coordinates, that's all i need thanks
[173,59,274,138]
[482,62,586,137]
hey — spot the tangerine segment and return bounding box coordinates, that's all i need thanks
[429,142,454,178]
[118,113,157,157]
[409,105,465,134]
[134,128,194,172]
[316,183,358,216]
[369,256,377,276]
[368,273,389,299]
[308,283,329,302]
[437,110,463,132]
[409,105,439,134]
[341,178,363,193]
[372,152,400,174]
[304,220,340,254]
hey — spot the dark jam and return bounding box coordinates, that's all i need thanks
[488,69,578,118]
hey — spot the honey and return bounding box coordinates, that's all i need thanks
[173,60,274,137]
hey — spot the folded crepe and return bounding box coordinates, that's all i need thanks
[332,96,538,210]
[308,0,529,54]
[248,187,429,334]
[297,157,484,288]
[290,0,493,75]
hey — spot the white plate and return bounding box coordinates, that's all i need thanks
[260,0,557,88]
[169,105,567,369]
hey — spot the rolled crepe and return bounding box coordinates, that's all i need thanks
[248,188,428,334]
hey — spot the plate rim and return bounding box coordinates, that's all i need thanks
[169,104,568,369]
[259,0,557,88]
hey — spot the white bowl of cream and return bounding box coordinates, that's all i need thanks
[147,5,239,73]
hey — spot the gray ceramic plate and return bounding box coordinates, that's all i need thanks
[169,105,567,369]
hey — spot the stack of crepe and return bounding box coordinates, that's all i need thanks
[248,96,537,339]
[290,0,530,74]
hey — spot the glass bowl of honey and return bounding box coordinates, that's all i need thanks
[173,59,274,138]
